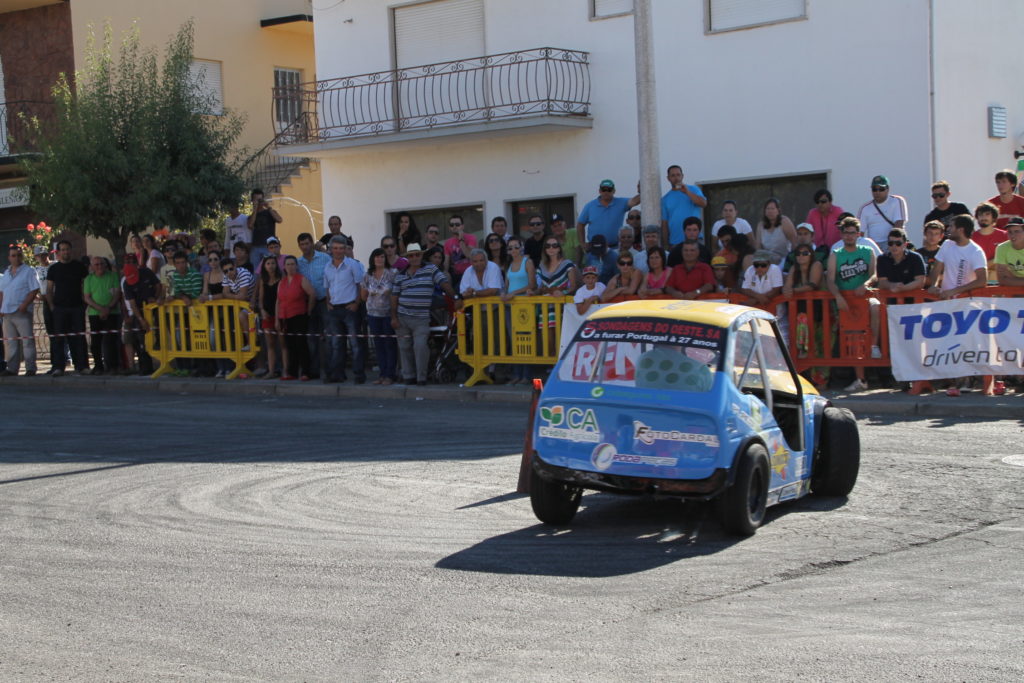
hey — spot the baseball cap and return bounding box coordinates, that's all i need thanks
[123,263,140,285]
[796,222,815,233]
[582,265,599,276]
[551,213,565,223]
[871,175,890,188]
[589,234,608,255]
[266,236,280,245]
[711,256,728,268]
[599,179,615,190]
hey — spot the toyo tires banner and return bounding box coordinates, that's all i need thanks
[887,297,1024,380]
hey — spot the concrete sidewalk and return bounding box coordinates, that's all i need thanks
[1,372,1020,418]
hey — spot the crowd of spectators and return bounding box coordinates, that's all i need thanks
[2,172,1023,394]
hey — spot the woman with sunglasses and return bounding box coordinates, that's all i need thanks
[638,246,670,298]
[783,247,824,297]
[200,251,225,302]
[380,236,408,273]
[784,245,827,377]
[601,251,643,302]
[484,233,509,270]
[499,236,537,385]
[537,239,578,296]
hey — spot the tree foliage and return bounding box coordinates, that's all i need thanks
[20,20,246,259]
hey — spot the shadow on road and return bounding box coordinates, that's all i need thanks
[438,495,743,577]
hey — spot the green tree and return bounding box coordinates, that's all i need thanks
[20,20,246,262]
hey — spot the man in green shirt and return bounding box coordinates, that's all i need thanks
[82,256,122,374]
[826,216,880,392]
[995,219,1024,286]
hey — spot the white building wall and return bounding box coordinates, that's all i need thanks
[932,0,1024,211]
[310,0,953,251]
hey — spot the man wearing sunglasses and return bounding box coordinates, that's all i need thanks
[738,250,783,308]
[876,228,926,294]
[857,175,908,245]
[923,181,969,230]
[576,178,640,254]
[826,217,881,392]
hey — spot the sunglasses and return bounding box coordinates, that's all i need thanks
[871,186,887,192]
[383,243,397,248]
[599,187,614,192]
[427,230,440,235]
[545,243,560,248]
[449,222,462,227]
[753,262,769,268]
[222,267,235,273]
[931,193,947,199]
[796,251,812,257]
[529,221,543,226]
[618,260,633,266]
[509,244,522,250]
[888,240,904,246]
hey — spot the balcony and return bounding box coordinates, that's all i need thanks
[0,100,53,182]
[272,47,591,154]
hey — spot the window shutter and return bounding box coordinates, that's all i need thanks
[393,0,484,69]
[593,0,633,18]
[189,59,224,115]
[709,0,806,32]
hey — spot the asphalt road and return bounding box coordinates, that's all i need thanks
[1,386,1022,681]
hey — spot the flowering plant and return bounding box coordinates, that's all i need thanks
[12,221,54,266]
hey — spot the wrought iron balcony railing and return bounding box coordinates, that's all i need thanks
[272,47,590,144]
[0,100,55,157]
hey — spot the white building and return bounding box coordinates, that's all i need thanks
[275,0,1024,252]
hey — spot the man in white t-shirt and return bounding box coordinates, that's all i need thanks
[857,175,908,245]
[929,214,987,300]
[224,204,251,250]
[710,200,753,247]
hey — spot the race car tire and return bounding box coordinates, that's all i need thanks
[530,469,582,525]
[721,444,770,536]
[812,406,860,497]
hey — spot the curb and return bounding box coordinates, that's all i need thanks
[0,375,1017,414]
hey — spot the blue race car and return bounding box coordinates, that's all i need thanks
[529,300,859,535]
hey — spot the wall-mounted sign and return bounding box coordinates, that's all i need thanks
[0,185,29,208]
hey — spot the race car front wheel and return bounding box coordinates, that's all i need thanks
[812,406,860,497]
[530,469,583,525]
[721,444,770,536]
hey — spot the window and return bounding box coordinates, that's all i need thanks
[189,59,223,115]
[393,0,484,69]
[508,196,576,238]
[386,204,483,244]
[707,0,806,33]
[274,67,303,135]
[700,173,827,246]
[558,317,724,393]
[591,0,633,19]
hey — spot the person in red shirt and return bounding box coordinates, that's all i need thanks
[987,169,1024,229]
[971,202,1008,282]
[665,241,715,300]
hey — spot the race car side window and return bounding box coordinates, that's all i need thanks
[733,322,761,392]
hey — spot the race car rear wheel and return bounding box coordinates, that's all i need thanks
[530,469,582,525]
[721,444,770,536]
[812,406,860,497]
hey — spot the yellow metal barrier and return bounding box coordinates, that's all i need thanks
[143,300,257,380]
[457,295,572,386]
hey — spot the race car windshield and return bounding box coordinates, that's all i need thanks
[558,317,724,393]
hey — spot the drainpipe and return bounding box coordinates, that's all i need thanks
[634,0,660,223]
[927,0,937,183]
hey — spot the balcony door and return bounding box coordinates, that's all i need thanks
[274,67,304,142]
[392,0,485,131]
